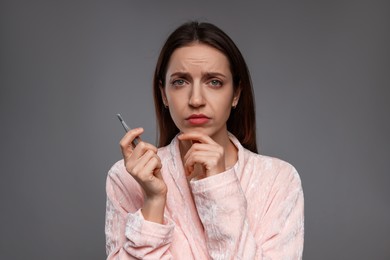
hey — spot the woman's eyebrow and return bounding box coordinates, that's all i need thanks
[203,72,227,79]
[169,72,191,79]
[168,71,227,79]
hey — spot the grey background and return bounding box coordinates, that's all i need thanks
[1,1,389,259]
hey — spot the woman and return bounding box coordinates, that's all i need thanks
[105,21,304,259]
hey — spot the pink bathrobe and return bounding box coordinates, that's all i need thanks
[105,134,304,259]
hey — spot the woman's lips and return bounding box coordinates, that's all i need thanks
[186,114,210,125]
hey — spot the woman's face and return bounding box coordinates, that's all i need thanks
[161,43,240,140]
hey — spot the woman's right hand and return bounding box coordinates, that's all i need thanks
[119,127,167,223]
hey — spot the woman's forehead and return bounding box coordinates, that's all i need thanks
[167,43,231,75]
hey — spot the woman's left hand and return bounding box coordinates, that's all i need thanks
[178,132,226,181]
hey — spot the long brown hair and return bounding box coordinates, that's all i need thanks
[153,21,258,153]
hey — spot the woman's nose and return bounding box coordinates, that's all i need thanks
[188,84,205,107]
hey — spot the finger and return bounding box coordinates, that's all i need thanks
[184,151,225,174]
[183,143,222,163]
[178,132,216,144]
[134,155,163,189]
[186,163,206,181]
[142,155,163,181]
[130,150,160,177]
[119,127,144,157]
[131,141,158,161]
[184,150,219,166]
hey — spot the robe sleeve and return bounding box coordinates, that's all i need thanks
[105,162,175,260]
[190,163,304,260]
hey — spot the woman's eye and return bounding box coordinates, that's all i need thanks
[172,79,186,87]
[209,79,222,87]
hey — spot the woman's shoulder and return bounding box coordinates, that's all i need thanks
[241,148,301,185]
[244,149,296,170]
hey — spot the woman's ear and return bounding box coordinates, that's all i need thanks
[159,81,168,107]
[232,87,241,108]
